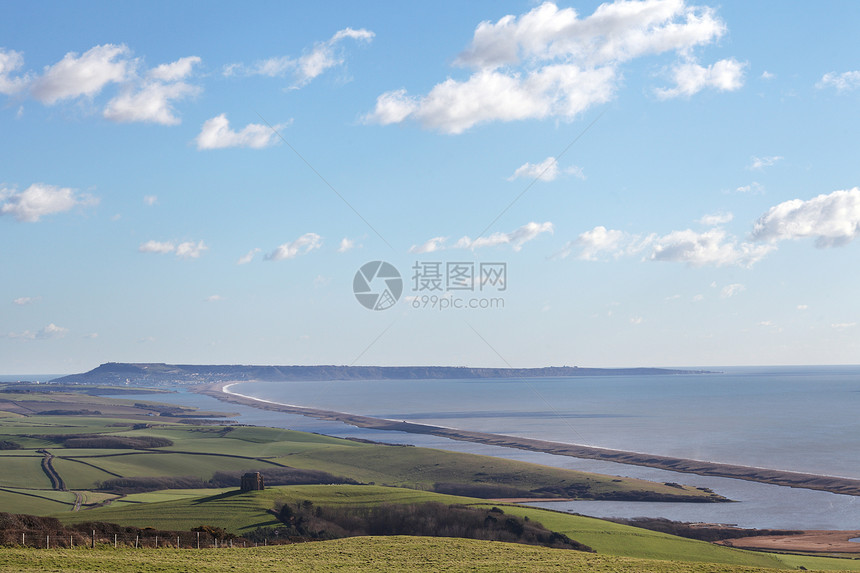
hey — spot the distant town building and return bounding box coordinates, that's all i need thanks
[240,472,265,491]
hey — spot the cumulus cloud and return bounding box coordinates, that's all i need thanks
[0,48,29,95]
[148,56,201,82]
[12,296,40,305]
[224,27,373,88]
[366,1,734,133]
[751,188,860,247]
[720,283,745,298]
[698,212,733,225]
[456,221,554,251]
[508,156,584,182]
[655,58,746,99]
[409,236,448,254]
[651,228,773,267]
[7,323,68,340]
[103,55,201,125]
[265,233,322,261]
[205,294,224,303]
[175,240,208,259]
[30,44,131,104]
[338,237,356,253]
[237,248,261,265]
[139,239,207,258]
[748,155,783,170]
[563,226,771,267]
[735,182,763,194]
[563,225,629,260]
[143,195,158,206]
[195,114,287,150]
[104,78,199,125]
[0,183,98,222]
[817,71,860,92]
[138,240,176,254]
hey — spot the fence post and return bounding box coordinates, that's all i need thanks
[46,534,49,549]
[196,531,200,549]
[214,537,218,549]
[22,532,25,546]
[135,535,139,549]
[92,530,95,549]
[177,535,180,548]
[70,535,73,548]
[114,533,117,548]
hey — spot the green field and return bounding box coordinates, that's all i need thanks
[1,537,858,573]
[2,388,859,573]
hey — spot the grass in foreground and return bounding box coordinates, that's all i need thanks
[0,536,849,573]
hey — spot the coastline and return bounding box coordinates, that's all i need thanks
[197,381,860,498]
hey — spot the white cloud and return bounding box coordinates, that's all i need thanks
[104,79,199,125]
[30,44,131,104]
[205,294,224,303]
[650,228,773,267]
[8,323,68,340]
[225,27,373,88]
[698,212,733,225]
[508,156,584,182]
[409,236,447,254]
[367,1,733,133]
[175,240,208,259]
[237,248,261,265]
[692,294,705,302]
[367,65,617,134]
[265,233,322,261]
[294,28,374,87]
[338,237,356,253]
[148,56,201,82]
[797,304,808,310]
[748,155,783,170]
[138,240,176,254]
[761,71,775,80]
[831,322,856,330]
[564,225,628,260]
[13,296,40,305]
[735,182,763,194]
[195,114,287,150]
[144,195,158,206]
[656,58,746,99]
[0,183,98,222]
[751,188,860,247]
[456,221,553,251]
[720,283,745,298]
[139,239,207,258]
[0,48,29,95]
[817,71,860,92]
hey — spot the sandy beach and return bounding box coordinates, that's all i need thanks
[196,381,860,498]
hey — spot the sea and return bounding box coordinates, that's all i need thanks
[6,366,860,530]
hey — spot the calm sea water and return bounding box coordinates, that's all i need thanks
[236,365,860,479]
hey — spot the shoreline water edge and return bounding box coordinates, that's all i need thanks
[195,381,860,498]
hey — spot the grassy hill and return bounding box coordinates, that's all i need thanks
[2,537,859,573]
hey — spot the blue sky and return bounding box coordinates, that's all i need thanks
[2,1,859,374]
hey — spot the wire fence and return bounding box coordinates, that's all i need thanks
[0,530,267,549]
